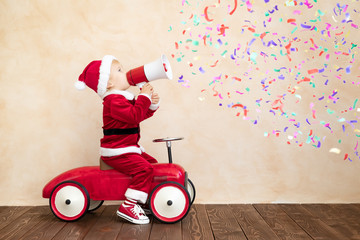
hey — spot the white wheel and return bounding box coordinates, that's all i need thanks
[149,181,190,223]
[50,181,89,221]
[88,199,104,212]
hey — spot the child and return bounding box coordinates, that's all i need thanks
[76,55,160,224]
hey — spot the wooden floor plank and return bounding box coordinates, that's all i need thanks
[83,205,123,240]
[0,206,32,231]
[254,204,312,240]
[0,206,49,240]
[18,211,66,240]
[181,204,214,240]
[117,215,153,240]
[1,204,359,239]
[52,206,105,240]
[230,204,280,240]
[206,204,246,240]
[353,204,360,212]
[301,204,360,240]
[280,204,348,240]
[302,204,360,221]
[149,219,182,240]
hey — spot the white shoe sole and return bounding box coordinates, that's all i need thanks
[116,210,150,225]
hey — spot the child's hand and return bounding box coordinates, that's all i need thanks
[151,93,160,105]
[140,83,154,96]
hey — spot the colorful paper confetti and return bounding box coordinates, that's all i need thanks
[170,0,360,161]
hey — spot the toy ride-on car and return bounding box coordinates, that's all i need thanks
[42,137,195,223]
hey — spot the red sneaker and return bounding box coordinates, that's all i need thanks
[138,203,152,215]
[117,204,150,224]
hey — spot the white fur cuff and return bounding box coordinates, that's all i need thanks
[125,188,148,204]
[138,93,151,101]
[149,100,160,111]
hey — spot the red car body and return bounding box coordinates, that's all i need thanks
[43,163,187,201]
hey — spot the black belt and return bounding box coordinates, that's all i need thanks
[103,127,139,136]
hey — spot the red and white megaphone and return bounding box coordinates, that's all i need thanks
[126,54,173,88]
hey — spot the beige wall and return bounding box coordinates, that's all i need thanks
[0,0,359,205]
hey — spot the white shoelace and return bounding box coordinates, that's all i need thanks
[131,204,146,217]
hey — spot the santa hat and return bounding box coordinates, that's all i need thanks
[75,55,117,98]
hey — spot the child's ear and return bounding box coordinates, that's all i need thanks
[107,80,114,90]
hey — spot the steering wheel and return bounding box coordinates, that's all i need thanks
[153,137,184,143]
[153,137,184,164]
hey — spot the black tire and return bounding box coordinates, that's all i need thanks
[88,200,104,212]
[187,179,196,205]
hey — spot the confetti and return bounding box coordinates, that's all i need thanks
[204,5,215,22]
[229,0,238,15]
[171,0,360,161]
[353,99,358,110]
[246,0,253,12]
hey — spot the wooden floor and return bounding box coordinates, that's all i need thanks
[1,204,360,240]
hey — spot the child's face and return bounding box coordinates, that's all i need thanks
[107,60,130,91]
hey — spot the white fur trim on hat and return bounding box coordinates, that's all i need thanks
[74,80,86,90]
[97,55,117,98]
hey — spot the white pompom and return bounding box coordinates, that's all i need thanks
[74,81,86,90]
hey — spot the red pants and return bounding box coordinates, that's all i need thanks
[101,152,157,204]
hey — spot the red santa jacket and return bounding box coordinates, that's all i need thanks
[100,90,158,157]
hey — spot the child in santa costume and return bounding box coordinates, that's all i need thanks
[76,55,160,224]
